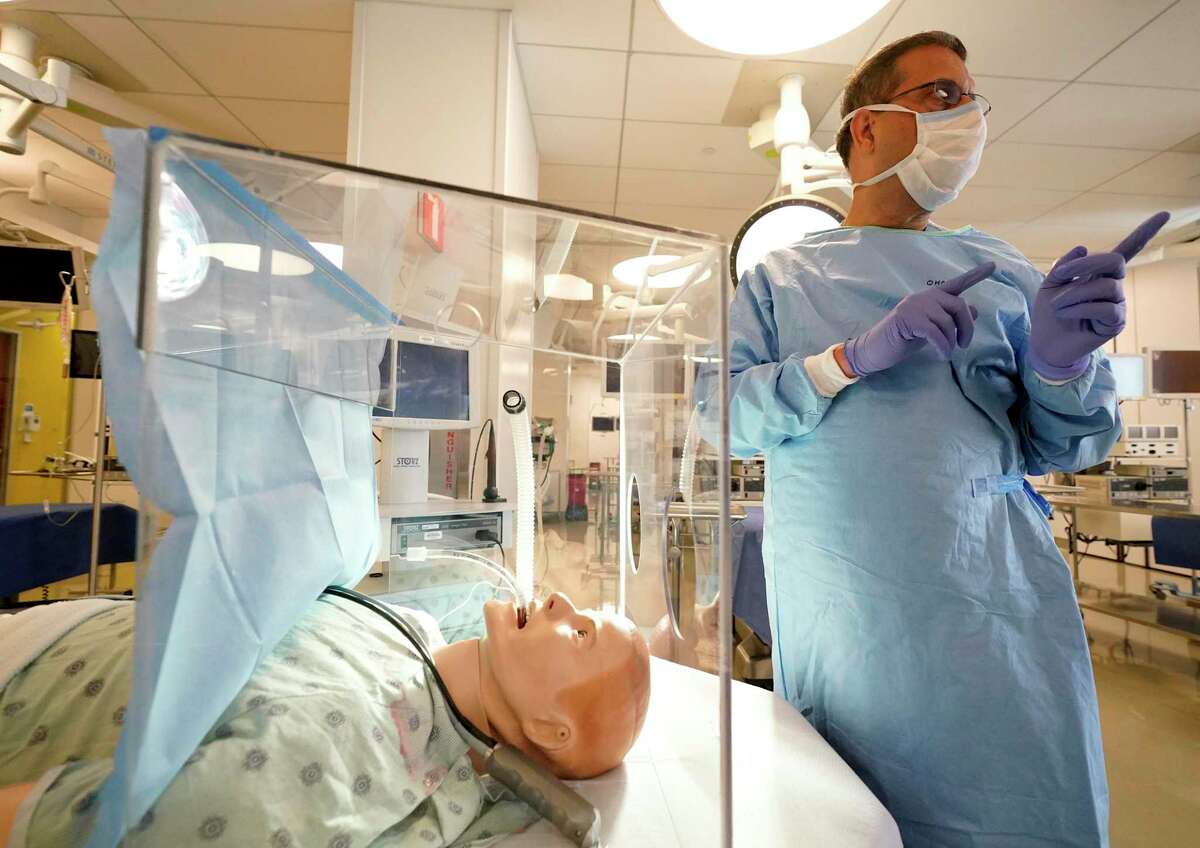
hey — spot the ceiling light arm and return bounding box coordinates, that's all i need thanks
[0,24,71,155]
[29,116,115,172]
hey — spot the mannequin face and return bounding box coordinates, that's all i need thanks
[481,593,650,778]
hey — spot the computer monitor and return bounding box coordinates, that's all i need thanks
[1149,350,1200,398]
[372,327,480,431]
[69,330,102,379]
[1107,353,1145,400]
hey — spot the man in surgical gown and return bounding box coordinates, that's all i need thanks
[726,31,1167,847]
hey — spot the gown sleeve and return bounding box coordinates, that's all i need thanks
[1006,263,1123,475]
[724,263,833,457]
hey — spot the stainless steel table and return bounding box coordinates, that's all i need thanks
[1041,491,1200,649]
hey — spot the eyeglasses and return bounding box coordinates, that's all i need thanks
[890,78,992,116]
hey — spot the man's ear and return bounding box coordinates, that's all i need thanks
[521,717,572,752]
[851,111,876,155]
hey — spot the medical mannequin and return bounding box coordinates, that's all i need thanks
[0,591,651,847]
[434,593,652,780]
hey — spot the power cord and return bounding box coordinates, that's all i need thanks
[468,418,494,499]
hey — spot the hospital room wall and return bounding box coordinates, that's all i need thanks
[348,0,539,506]
[1,308,67,505]
[1067,259,1200,672]
[1116,259,1200,460]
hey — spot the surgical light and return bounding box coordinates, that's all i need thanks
[612,255,712,289]
[543,272,594,301]
[731,194,844,283]
[156,177,209,302]
[656,0,890,56]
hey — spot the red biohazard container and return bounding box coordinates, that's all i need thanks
[566,471,588,521]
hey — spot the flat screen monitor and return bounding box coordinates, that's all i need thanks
[1107,354,1144,400]
[1149,350,1200,397]
[69,330,101,379]
[373,329,478,430]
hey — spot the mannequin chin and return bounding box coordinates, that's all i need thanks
[433,593,651,779]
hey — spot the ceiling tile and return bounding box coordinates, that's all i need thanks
[811,130,837,151]
[221,99,348,152]
[972,143,1155,192]
[721,60,850,129]
[1003,223,1137,261]
[817,99,843,133]
[116,0,353,31]
[553,200,615,216]
[618,168,774,208]
[1035,192,1200,232]
[513,0,631,50]
[539,164,618,203]
[816,75,1063,140]
[0,9,146,90]
[61,14,202,94]
[1082,1,1200,89]
[625,53,742,123]
[631,0,901,65]
[874,0,1174,80]
[20,1,121,12]
[973,76,1065,140]
[1004,84,1200,150]
[615,202,746,238]
[1173,132,1200,154]
[936,185,1080,225]
[533,115,622,166]
[1097,152,1200,198]
[137,20,351,100]
[121,92,260,144]
[518,45,627,118]
[622,121,776,175]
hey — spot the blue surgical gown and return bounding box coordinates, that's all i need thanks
[727,225,1117,847]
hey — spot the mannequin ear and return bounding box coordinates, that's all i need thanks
[521,717,572,752]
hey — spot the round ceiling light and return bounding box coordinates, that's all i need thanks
[656,0,890,56]
[731,194,844,283]
[612,255,712,289]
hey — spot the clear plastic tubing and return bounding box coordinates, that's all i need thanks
[403,547,526,609]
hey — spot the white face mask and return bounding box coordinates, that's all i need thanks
[840,100,987,211]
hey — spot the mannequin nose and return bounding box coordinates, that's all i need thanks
[544,592,575,620]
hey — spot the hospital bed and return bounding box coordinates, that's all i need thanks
[506,657,901,847]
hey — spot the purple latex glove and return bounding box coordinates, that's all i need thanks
[844,262,994,377]
[1029,211,1170,381]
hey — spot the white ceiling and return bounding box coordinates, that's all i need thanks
[0,0,1196,264]
[524,0,1200,261]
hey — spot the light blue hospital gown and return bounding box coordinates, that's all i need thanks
[725,224,1118,847]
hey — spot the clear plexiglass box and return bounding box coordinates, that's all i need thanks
[87,128,734,848]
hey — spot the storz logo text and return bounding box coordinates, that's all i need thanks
[394,457,422,468]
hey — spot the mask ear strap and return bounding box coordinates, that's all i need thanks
[839,103,915,129]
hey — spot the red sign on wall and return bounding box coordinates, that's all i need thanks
[419,192,445,252]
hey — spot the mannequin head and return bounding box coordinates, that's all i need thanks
[480,594,651,778]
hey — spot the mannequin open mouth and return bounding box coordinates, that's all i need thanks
[517,605,527,629]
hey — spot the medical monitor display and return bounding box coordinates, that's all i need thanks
[374,338,472,428]
[1107,354,1145,400]
[1150,350,1200,397]
[69,330,102,379]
